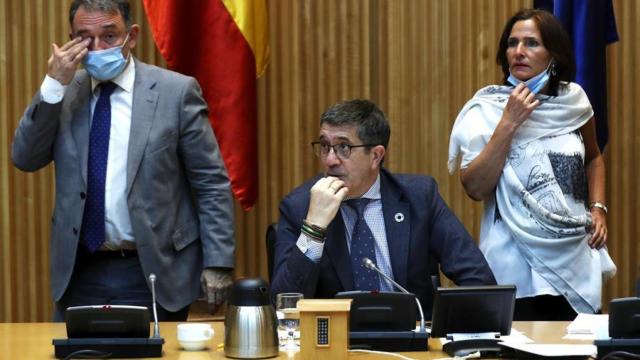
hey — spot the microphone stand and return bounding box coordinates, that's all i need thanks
[362,258,426,333]
[149,274,161,338]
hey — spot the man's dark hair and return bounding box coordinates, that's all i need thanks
[69,0,131,29]
[496,8,575,96]
[320,99,391,149]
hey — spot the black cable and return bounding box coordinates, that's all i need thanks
[600,350,640,360]
[62,349,112,360]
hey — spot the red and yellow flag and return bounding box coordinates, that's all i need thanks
[143,0,269,210]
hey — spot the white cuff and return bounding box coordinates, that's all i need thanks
[40,75,67,104]
[296,233,324,263]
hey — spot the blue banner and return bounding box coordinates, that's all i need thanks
[534,0,618,151]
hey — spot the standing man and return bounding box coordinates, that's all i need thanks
[12,0,235,321]
[271,99,496,317]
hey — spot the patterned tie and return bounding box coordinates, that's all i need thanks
[347,198,380,291]
[80,82,117,253]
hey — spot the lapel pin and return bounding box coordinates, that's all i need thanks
[394,213,404,223]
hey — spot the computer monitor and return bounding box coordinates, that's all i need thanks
[430,285,516,338]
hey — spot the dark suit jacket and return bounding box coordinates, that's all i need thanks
[11,59,235,311]
[271,169,496,317]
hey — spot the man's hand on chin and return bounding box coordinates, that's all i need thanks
[306,176,349,228]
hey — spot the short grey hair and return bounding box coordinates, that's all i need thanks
[320,99,391,149]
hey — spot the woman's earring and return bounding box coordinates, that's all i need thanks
[550,62,557,76]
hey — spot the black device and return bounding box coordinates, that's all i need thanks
[336,291,428,351]
[595,297,640,357]
[430,285,516,357]
[362,257,427,332]
[64,305,150,338]
[334,257,429,352]
[609,297,640,338]
[52,274,164,358]
[336,291,417,331]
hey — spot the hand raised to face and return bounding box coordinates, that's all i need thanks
[47,37,91,85]
[305,176,349,229]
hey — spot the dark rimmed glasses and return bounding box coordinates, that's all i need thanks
[311,141,376,159]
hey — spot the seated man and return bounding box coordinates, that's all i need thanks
[271,99,496,317]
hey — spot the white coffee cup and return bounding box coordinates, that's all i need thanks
[177,323,214,351]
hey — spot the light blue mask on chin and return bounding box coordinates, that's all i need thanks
[82,35,129,81]
[507,61,552,94]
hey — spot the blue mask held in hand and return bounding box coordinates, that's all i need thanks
[82,34,130,81]
[507,60,553,94]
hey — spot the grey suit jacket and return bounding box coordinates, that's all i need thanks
[11,59,235,311]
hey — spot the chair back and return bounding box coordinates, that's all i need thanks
[265,223,278,281]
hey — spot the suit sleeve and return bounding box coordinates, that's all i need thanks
[177,78,235,268]
[12,92,61,172]
[426,179,496,285]
[270,195,321,303]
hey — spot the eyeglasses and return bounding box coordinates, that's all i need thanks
[311,141,375,159]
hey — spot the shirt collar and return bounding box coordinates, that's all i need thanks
[347,174,381,201]
[90,56,135,94]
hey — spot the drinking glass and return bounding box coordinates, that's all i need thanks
[276,292,303,350]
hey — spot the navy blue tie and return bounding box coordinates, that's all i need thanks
[347,198,380,291]
[81,82,117,253]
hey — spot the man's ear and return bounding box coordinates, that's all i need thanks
[127,24,140,50]
[371,145,386,168]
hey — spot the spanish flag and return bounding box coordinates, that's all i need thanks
[143,0,269,210]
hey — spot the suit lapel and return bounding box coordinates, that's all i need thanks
[69,74,92,185]
[380,170,411,288]
[126,61,159,196]
[325,213,354,291]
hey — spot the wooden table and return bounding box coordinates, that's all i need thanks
[0,321,592,359]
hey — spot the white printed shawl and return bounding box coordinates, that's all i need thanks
[448,83,616,314]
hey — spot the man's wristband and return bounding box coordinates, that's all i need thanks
[301,220,327,242]
[589,201,608,215]
[303,220,326,233]
[301,226,325,242]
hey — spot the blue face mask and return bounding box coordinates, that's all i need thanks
[507,61,552,94]
[82,35,129,81]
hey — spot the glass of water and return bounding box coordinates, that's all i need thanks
[276,292,303,351]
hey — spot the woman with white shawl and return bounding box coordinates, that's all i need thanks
[448,9,615,320]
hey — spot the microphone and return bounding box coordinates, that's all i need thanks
[149,273,161,338]
[362,257,426,333]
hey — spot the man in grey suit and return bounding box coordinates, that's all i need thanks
[12,0,235,321]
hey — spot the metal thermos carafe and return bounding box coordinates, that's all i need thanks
[224,278,279,358]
